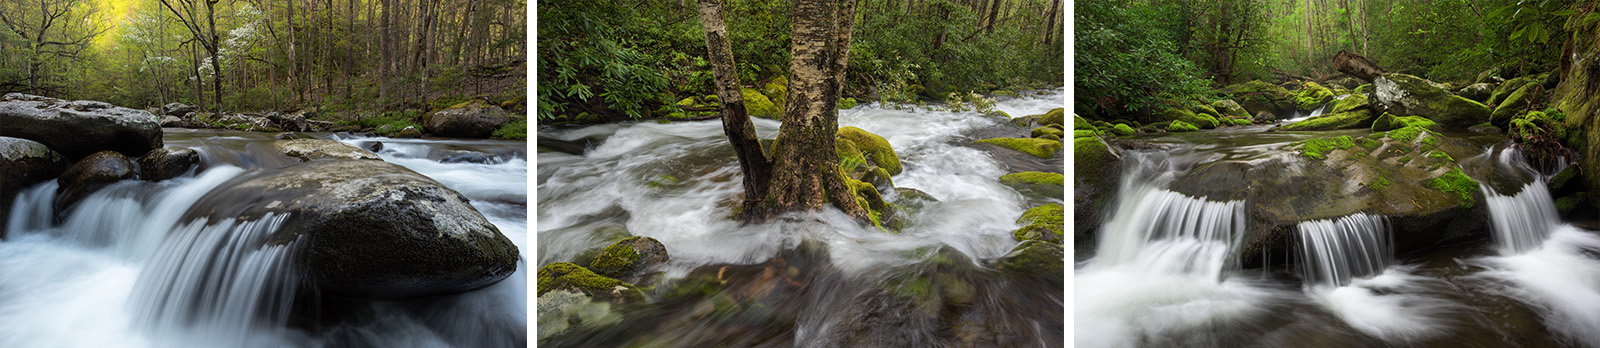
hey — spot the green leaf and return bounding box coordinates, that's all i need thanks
[1511,26,1527,41]
[1551,9,1576,16]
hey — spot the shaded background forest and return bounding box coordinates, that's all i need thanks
[1076,0,1576,118]
[538,0,1065,122]
[0,0,525,116]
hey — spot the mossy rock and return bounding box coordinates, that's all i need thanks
[1166,120,1200,132]
[1074,137,1120,248]
[1372,73,1491,129]
[742,88,781,119]
[1012,203,1064,244]
[839,97,859,110]
[1034,127,1066,139]
[975,137,1062,158]
[1211,99,1252,119]
[537,262,641,301]
[763,76,788,110]
[837,126,903,175]
[1427,167,1480,208]
[1294,136,1358,160]
[1489,74,1537,106]
[1295,82,1337,111]
[1072,129,1097,139]
[1354,84,1375,95]
[1371,113,1440,132]
[996,240,1063,281]
[1039,108,1064,127]
[1192,103,1222,119]
[1000,171,1064,200]
[1331,93,1370,114]
[1490,83,1540,128]
[1156,107,1218,129]
[1457,83,1495,103]
[1276,110,1376,131]
[588,236,669,282]
[1073,115,1096,131]
[1550,14,1600,199]
[1110,123,1135,136]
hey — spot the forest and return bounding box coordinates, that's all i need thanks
[538,0,1064,123]
[0,0,525,132]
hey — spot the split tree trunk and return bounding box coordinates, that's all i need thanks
[696,0,772,218]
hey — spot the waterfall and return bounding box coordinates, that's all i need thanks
[1483,179,1561,255]
[1094,153,1246,280]
[128,214,304,346]
[1297,213,1392,287]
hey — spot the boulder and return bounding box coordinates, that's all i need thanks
[587,236,669,283]
[1370,113,1440,132]
[1549,13,1600,199]
[742,88,780,119]
[1295,82,1337,111]
[1012,203,1064,244]
[1370,73,1491,129]
[54,150,134,215]
[1223,80,1295,116]
[975,137,1062,158]
[162,102,196,117]
[393,126,423,138]
[182,159,520,299]
[1489,74,1538,106]
[138,147,199,181]
[1490,83,1541,128]
[429,149,499,164]
[996,240,1063,281]
[1039,108,1065,126]
[423,100,512,138]
[0,93,163,159]
[1276,110,1376,131]
[266,110,309,132]
[1000,171,1064,200]
[1156,107,1219,129]
[1331,93,1370,114]
[1457,83,1495,103]
[273,139,382,162]
[1074,137,1120,248]
[1,137,68,234]
[158,116,185,127]
[837,127,903,175]
[1252,111,1276,124]
[1211,99,1252,119]
[1167,120,1200,132]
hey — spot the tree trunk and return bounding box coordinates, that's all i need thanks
[1333,50,1385,82]
[1042,0,1058,45]
[697,0,772,220]
[751,0,870,222]
[206,0,222,114]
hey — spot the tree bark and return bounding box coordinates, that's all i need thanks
[1333,50,1385,82]
[697,0,772,220]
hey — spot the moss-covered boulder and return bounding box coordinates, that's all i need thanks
[975,137,1062,158]
[1457,83,1495,103]
[763,76,788,111]
[1490,83,1541,128]
[1156,107,1219,129]
[1354,84,1375,95]
[1276,110,1376,131]
[1550,12,1600,202]
[1371,113,1441,132]
[1331,93,1370,114]
[1074,137,1121,248]
[1222,80,1295,116]
[537,262,641,301]
[996,240,1063,281]
[1295,82,1337,111]
[1039,108,1065,127]
[1032,127,1065,139]
[423,99,512,138]
[588,236,670,283]
[837,126,903,175]
[742,88,780,119]
[1000,171,1064,200]
[1167,120,1200,132]
[1110,123,1135,136]
[54,150,134,216]
[183,160,520,299]
[1192,103,1222,119]
[1211,99,1252,119]
[1371,73,1491,129]
[1012,203,1064,244]
[1489,74,1537,106]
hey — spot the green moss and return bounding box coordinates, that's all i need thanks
[1369,175,1392,190]
[1357,137,1382,150]
[1490,83,1540,127]
[1035,127,1066,139]
[976,137,1063,158]
[837,126,903,175]
[1297,135,1357,160]
[1490,75,1536,106]
[1371,113,1439,132]
[1012,203,1064,243]
[1039,108,1064,126]
[589,239,642,277]
[763,76,788,110]
[537,262,633,296]
[1278,110,1376,131]
[1554,193,1587,214]
[1111,123,1135,136]
[1331,93,1370,114]
[1386,125,1429,142]
[742,88,780,119]
[492,118,527,140]
[1167,120,1199,132]
[1000,171,1064,186]
[1192,104,1221,118]
[1296,82,1337,110]
[839,97,858,109]
[1354,84,1374,94]
[997,240,1064,280]
[1427,167,1480,207]
[1427,150,1454,162]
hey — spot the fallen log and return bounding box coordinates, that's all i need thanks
[1333,50,1386,82]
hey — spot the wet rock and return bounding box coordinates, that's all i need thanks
[1457,83,1494,103]
[429,149,499,164]
[1038,108,1064,126]
[1000,171,1064,201]
[266,110,309,132]
[1013,203,1064,244]
[183,159,520,299]
[1253,111,1276,124]
[1295,82,1337,111]
[974,137,1062,158]
[1275,110,1376,131]
[1371,74,1490,129]
[273,139,381,162]
[138,147,199,181]
[1490,83,1541,128]
[1,137,68,235]
[274,132,316,140]
[158,116,184,127]
[996,240,1063,281]
[1074,137,1120,248]
[537,262,640,301]
[424,100,511,138]
[837,126,903,175]
[393,126,423,138]
[588,236,669,282]
[54,150,134,215]
[1222,80,1295,116]
[1211,99,1251,119]
[0,93,163,159]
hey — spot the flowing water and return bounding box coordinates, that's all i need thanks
[536,90,1065,346]
[1,130,528,347]
[1079,127,1600,347]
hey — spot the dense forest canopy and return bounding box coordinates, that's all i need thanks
[1076,0,1578,119]
[537,0,1065,122]
[0,0,526,114]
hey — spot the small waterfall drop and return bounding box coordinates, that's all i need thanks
[1093,152,1246,279]
[1474,180,1600,347]
[1297,213,1392,287]
[1281,104,1329,124]
[128,214,305,347]
[1483,179,1561,255]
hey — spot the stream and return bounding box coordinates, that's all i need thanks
[1077,120,1600,347]
[536,90,1065,346]
[1,129,528,347]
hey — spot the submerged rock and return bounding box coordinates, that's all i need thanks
[274,139,382,162]
[0,93,163,159]
[537,262,639,300]
[429,149,499,164]
[424,100,512,138]
[974,137,1062,158]
[138,147,199,181]
[54,150,134,215]
[183,159,520,299]
[1371,73,1491,129]
[588,236,669,283]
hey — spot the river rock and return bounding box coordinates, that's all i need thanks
[1457,83,1494,103]
[588,236,669,282]
[138,147,199,181]
[162,102,195,117]
[1074,137,1121,249]
[182,159,519,299]
[393,126,423,138]
[1222,80,1295,117]
[429,149,499,164]
[274,139,381,162]
[996,240,1063,281]
[266,111,309,132]
[54,150,135,215]
[424,100,511,138]
[1371,73,1491,129]
[0,93,163,159]
[1211,99,1251,119]
[1490,83,1541,128]
[2,137,69,235]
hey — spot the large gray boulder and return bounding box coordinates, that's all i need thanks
[1370,74,1491,129]
[182,159,519,299]
[424,100,511,138]
[0,93,163,159]
[273,139,381,162]
[162,102,195,117]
